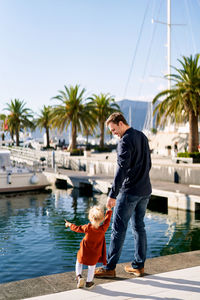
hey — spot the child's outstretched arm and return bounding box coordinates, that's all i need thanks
[101,209,112,232]
[64,219,72,228]
[64,219,89,233]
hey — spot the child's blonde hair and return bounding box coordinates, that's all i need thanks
[88,205,104,229]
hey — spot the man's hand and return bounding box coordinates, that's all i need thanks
[107,197,116,209]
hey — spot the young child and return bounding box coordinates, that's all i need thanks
[65,205,112,289]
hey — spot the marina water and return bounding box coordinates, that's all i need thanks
[0,188,200,284]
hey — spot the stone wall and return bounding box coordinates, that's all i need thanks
[150,163,200,185]
[5,147,200,186]
[58,155,200,185]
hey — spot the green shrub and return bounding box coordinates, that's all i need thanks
[177,152,200,158]
[94,146,112,153]
[41,146,55,151]
[151,128,157,134]
[70,149,84,156]
[85,144,91,151]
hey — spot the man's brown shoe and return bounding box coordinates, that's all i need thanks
[94,267,116,278]
[124,265,144,277]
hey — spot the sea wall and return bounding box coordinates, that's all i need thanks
[57,156,200,186]
[150,163,200,185]
[3,147,200,186]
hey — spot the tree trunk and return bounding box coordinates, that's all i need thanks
[188,110,199,152]
[100,121,104,148]
[1,132,5,146]
[71,122,77,150]
[46,127,50,148]
[10,130,14,145]
[16,129,20,146]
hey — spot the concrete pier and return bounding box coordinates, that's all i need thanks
[2,147,200,211]
[0,250,199,300]
[44,167,200,212]
[4,147,200,185]
[44,168,113,194]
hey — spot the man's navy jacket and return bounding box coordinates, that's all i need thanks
[109,127,152,199]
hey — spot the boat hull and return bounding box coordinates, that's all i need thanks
[0,172,50,193]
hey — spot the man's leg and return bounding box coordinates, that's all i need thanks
[95,193,135,277]
[106,193,133,270]
[125,194,150,276]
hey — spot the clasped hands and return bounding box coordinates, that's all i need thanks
[107,197,116,209]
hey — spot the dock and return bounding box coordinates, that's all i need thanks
[0,250,199,299]
[0,149,200,299]
[44,167,200,212]
[2,146,200,211]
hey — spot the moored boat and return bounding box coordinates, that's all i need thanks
[0,150,50,193]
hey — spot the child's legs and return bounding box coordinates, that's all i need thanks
[76,259,83,276]
[87,265,96,282]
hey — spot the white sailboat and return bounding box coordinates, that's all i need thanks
[143,101,153,138]
[0,150,50,193]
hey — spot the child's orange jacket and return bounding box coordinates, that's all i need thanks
[70,210,112,266]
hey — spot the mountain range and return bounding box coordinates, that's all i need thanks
[117,99,152,131]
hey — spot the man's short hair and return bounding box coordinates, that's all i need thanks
[106,112,128,126]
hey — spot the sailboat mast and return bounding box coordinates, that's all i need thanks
[167,0,171,90]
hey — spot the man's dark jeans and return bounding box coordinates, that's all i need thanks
[106,192,150,270]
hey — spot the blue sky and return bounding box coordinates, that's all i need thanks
[0,0,200,114]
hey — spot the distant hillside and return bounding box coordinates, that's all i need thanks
[117,99,151,131]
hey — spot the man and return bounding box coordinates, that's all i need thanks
[95,112,152,278]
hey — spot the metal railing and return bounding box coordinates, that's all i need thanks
[0,146,84,171]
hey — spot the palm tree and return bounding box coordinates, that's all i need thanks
[88,93,120,148]
[0,114,7,143]
[36,105,53,148]
[4,99,34,146]
[51,84,96,150]
[153,54,200,152]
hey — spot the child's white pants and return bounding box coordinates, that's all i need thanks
[76,259,96,282]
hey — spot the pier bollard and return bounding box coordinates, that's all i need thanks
[40,157,46,171]
[88,162,96,175]
[52,151,55,169]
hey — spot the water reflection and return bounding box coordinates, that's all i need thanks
[0,189,200,284]
[160,208,200,255]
